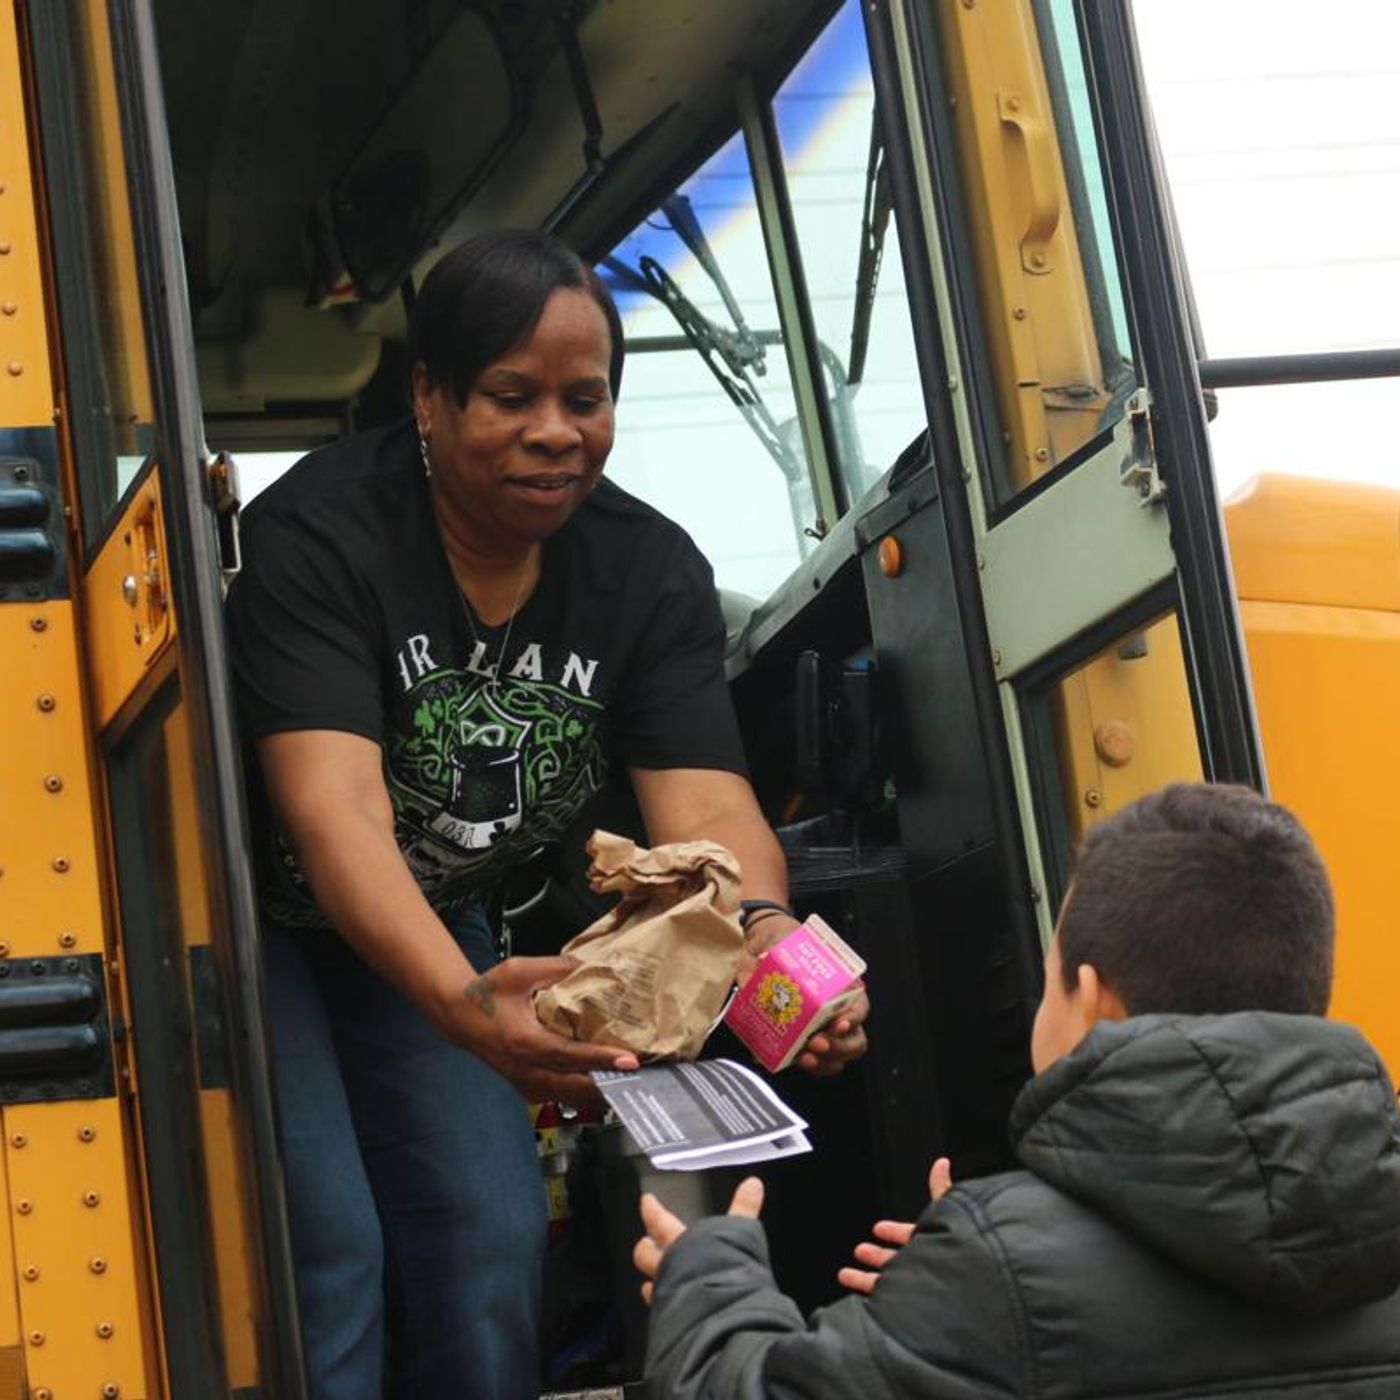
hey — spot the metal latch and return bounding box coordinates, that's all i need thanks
[208,450,242,578]
[1119,389,1166,506]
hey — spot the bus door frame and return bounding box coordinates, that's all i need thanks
[26,0,304,1392]
[862,0,1265,953]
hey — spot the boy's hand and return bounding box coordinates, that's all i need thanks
[635,1177,765,1306]
[837,1157,952,1295]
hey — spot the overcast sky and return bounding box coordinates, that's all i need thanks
[1132,0,1400,497]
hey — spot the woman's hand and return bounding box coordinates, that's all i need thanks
[447,955,639,1107]
[797,984,870,1075]
[738,913,871,1077]
[837,1157,952,1294]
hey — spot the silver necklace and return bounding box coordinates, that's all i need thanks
[457,560,532,691]
[422,431,533,689]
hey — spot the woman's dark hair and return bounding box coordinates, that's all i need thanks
[1059,783,1334,1016]
[407,229,624,404]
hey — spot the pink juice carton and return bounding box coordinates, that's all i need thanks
[724,915,867,1072]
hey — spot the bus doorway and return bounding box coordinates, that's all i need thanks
[7,0,1270,1393]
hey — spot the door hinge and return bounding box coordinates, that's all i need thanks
[1119,389,1166,506]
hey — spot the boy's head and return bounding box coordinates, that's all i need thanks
[1030,782,1335,1073]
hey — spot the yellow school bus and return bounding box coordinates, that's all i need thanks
[1,0,1395,1393]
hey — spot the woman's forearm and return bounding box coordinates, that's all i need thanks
[256,730,477,1031]
[287,800,478,1030]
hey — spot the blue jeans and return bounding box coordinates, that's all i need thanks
[263,908,546,1400]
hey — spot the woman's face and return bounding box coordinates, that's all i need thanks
[414,287,616,551]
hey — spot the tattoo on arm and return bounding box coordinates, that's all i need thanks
[465,973,497,1019]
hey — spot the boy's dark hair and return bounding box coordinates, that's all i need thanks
[407,229,624,405]
[1059,783,1334,1016]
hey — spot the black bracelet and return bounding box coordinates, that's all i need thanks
[739,899,795,930]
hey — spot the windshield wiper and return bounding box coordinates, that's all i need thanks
[631,255,804,486]
[659,194,770,376]
[848,111,892,387]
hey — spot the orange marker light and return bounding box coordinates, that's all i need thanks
[878,535,904,578]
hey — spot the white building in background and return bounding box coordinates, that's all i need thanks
[1134,0,1400,496]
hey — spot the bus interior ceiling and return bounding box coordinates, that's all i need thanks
[153,0,1038,1307]
[155,0,837,437]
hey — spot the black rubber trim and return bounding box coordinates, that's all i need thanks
[0,954,114,1102]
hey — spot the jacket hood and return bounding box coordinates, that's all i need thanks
[1010,1013,1400,1315]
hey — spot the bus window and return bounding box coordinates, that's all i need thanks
[772,0,925,504]
[599,131,813,601]
[933,0,1138,507]
[31,0,155,547]
[1039,0,1133,366]
[1024,611,1203,915]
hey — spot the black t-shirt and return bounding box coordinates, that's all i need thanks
[226,420,746,929]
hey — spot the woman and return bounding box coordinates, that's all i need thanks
[226,230,867,1399]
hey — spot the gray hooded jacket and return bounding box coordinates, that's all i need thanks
[645,1014,1400,1398]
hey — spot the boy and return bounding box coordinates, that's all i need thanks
[634,784,1400,1397]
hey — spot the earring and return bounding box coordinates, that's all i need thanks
[418,431,432,478]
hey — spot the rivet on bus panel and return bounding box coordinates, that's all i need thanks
[15,1200,32,1215]
[96,1321,115,1339]
[10,1132,25,1148]
[78,1125,96,1143]
[29,615,46,632]
[0,940,9,956]
[83,1190,100,1208]
[35,1390,53,1400]
[58,930,77,949]
[103,1386,121,1399]
[44,774,63,793]
[1035,446,1050,462]
[1,300,16,316]
[877,536,904,579]
[21,1265,38,1282]
[51,857,70,874]
[0,241,11,254]
[1085,789,1103,809]
[28,1331,44,1347]
[1013,306,1028,320]
[91,1257,108,1274]
[36,693,56,712]
[5,362,22,377]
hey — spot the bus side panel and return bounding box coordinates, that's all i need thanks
[1238,598,1400,1075]
[0,0,53,427]
[0,606,158,1397]
[1227,474,1400,1077]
